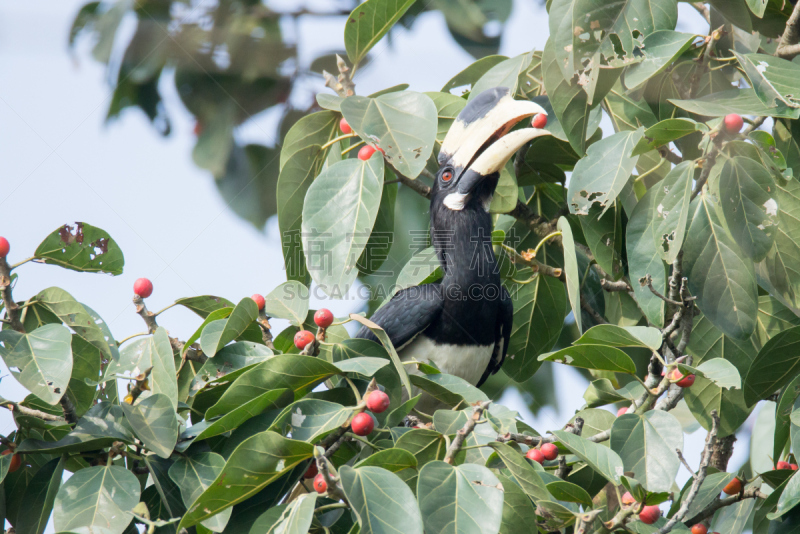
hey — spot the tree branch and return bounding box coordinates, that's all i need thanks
[686,487,768,526]
[692,2,711,24]
[657,410,719,534]
[444,401,490,464]
[777,1,800,59]
[2,401,66,422]
[0,256,24,332]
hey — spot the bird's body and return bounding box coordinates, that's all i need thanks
[354,87,550,413]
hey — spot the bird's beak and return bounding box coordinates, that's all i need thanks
[439,87,551,195]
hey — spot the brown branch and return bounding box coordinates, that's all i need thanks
[0,256,24,332]
[444,401,491,464]
[2,401,66,422]
[644,274,683,307]
[692,2,711,24]
[710,434,737,472]
[600,278,633,292]
[133,295,158,334]
[777,1,800,59]
[659,147,684,165]
[686,487,768,527]
[257,314,275,350]
[657,410,719,534]
[124,367,153,404]
[742,116,768,136]
[323,55,356,97]
[581,295,608,325]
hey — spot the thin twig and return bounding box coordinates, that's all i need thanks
[742,116,767,136]
[644,274,683,307]
[657,411,720,534]
[685,487,768,526]
[0,256,24,332]
[2,401,66,422]
[600,279,633,292]
[691,2,710,24]
[444,401,491,464]
[777,1,800,59]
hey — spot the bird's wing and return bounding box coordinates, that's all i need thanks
[476,285,513,387]
[354,283,444,349]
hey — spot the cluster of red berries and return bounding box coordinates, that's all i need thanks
[2,449,21,473]
[338,118,385,161]
[525,442,559,464]
[292,308,335,351]
[777,460,799,470]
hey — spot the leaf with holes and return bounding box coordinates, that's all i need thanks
[624,31,697,89]
[651,161,694,264]
[737,53,800,111]
[34,222,124,275]
[0,324,72,405]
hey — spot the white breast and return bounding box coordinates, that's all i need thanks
[401,335,494,389]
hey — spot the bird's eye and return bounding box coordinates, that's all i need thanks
[442,170,453,182]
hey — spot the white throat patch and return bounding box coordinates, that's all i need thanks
[443,192,468,211]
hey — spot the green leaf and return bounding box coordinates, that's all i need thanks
[395,428,448,467]
[333,357,389,376]
[261,281,309,326]
[355,448,418,472]
[178,432,313,529]
[489,163,519,214]
[632,119,707,156]
[410,373,488,407]
[737,53,800,111]
[442,55,508,92]
[545,480,593,507]
[488,442,550,501]
[263,494,317,534]
[651,161,695,264]
[684,472,735,519]
[36,286,114,361]
[719,156,779,262]
[711,491,757,534]
[53,464,140,534]
[757,177,800,311]
[170,452,231,531]
[552,430,624,484]
[671,88,800,119]
[583,378,645,408]
[539,344,637,374]
[121,393,178,459]
[745,0,768,16]
[580,203,623,278]
[394,247,442,294]
[15,456,64,534]
[417,461,503,534]
[498,474,539,534]
[149,327,179,409]
[302,156,384,293]
[558,216,582,333]
[175,295,233,319]
[693,358,742,390]
[206,354,340,419]
[684,193,757,340]
[280,110,339,171]
[0,324,72,404]
[339,465,424,534]
[350,314,413,400]
[341,91,437,179]
[271,399,352,442]
[745,325,800,406]
[535,501,576,530]
[182,389,292,450]
[344,0,416,67]
[504,274,567,381]
[624,31,697,89]
[575,325,662,351]
[34,222,124,275]
[199,298,259,358]
[541,39,594,155]
[470,53,533,100]
[567,128,644,217]
[191,341,273,391]
[16,403,134,454]
[610,411,683,492]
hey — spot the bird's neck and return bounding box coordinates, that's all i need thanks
[431,206,498,287]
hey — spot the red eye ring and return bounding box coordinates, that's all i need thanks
[442,170,453,182]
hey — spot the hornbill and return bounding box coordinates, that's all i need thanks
[355,87,550,411]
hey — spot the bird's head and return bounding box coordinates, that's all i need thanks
[433,87,550,212]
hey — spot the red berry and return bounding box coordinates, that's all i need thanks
[340,117,352,134]
[525,448,545,464]
[792,464,798,471]
[133,278,153,298]
[304,462,318,479]
[0,237,9,258]
[194,121,203,136]
[778,460,792,470]
[724,113,744,133]
[313,473,327,493]
[639,505,661,524]
[294,330,315,350]
[531,113,547,129]
[669,368,695,388]
[351,412,375,436]
[617,406,629,417]
[251,294,265,311]
[365,390,390,413]
[541,443,559,461]
[691,525,708,534]
[621,491,636,506]
[358,145,377,161]
[723,477,742,495]
[2,450,20,473]
[314,308,334,328]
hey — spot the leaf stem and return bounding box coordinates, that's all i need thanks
[343,376,363,403]
[117,332,149,346]
[153,302,178,316]
[315,502,349,514]
[341,140,365,156]
[8,257,35,270]
[321,133,357,150]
